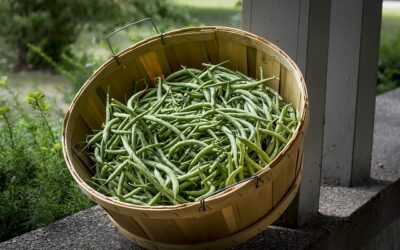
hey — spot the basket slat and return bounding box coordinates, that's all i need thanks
[106,209,149,239]
[246,46,257,78]
[234,178,273,229]
[256,51,281,91]
[98,64,131,102]
[139,51,165,81]
[216,31,248,73]
[205,39,219,65]
[174,42,209,69]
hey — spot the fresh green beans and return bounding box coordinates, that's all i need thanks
[86,63,298,206]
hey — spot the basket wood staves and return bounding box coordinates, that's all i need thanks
[62,26,309,249]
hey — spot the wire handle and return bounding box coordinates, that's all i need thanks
[105,18,164,65]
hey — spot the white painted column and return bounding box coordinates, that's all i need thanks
[322,0,382,186]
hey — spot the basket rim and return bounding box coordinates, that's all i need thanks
[62,26,309,212]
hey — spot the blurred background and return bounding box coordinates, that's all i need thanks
[0,0,398,243]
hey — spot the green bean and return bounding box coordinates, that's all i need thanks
[238,137,271,164]
[277,121,293,135]
[216,110,246,138]
[142,159,180,200]
[244,153,263,171]
[154,135,184,175]
[165,82,200,90]
[177,163,211,182]
[102,117,119,143]
[148,192,162,206]
[127,87,148,109]
[168,139,208,157]
[195,184,216,201]
[221,126,238,167]
[201,169,218,186]
[143,115,185,140]
[117,171,126,195]
[86,131,102,149]
[206,128,219,140]
[94,147,103,164]
[136,143,163,156]
[209,153,227,173]
[230,75,276,89]
[153,168,166,186]
[270,139,281,160]
[122,187,143,199]
[154,114,202,121]
[189,144,216,168]
[165,68,202,81]
[105,148,126,155]
[125,198,147,206]
[225,166,243,186]
[259,128,288,144]
[184,187,209,197]
[128,160,187,204]
[104,159,129,185]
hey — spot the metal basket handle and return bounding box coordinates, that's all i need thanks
[105,18,164,65]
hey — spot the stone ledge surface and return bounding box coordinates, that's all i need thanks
[1,88,399,249]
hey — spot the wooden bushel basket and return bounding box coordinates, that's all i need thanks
[62,26,309,249]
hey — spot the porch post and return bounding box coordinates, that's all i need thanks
[242,0,331,224]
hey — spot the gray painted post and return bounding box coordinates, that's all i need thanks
[242,0,331,225]
[322,0,382,186]
[352,0,382,185]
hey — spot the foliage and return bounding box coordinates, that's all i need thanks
[0,0,114,69]
[0,0,192,69]
[0,77,92,242]
[27,44,98,102]
[114,0,192,31]
[377,29,400,94]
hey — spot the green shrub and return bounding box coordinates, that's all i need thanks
[0,0,114,69]
[27,44,98,102]
[0,77,92,242]
[0,0,192,69]
[377,28,400,94]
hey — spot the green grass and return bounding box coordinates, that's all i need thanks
[382,8,400,36]
[171,0,238,9]
[170,0,241,27]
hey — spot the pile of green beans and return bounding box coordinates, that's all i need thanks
[86,62,299,206]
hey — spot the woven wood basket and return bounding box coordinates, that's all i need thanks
[62,26,309,249]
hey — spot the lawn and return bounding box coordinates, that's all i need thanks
[381,4,400,38]
[171,0,241,27]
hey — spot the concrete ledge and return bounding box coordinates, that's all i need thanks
[1,88,399,249]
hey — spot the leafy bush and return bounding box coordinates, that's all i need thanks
[0,77,92,242]
[117,0,192,30]
[0,0,192,69]
[27,44,99,102]
[0,0,114,69]
[377,29,400,94]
